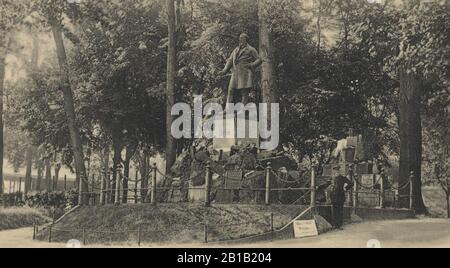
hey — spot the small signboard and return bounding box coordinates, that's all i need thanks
[225,170,243,189]
[360,174,375,188]
[293,220,319,238]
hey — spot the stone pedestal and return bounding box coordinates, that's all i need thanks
[213,117,259,152]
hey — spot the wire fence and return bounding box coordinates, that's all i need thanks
[71,161,418,211]
[28,163,420,246]
[32,192,311,245]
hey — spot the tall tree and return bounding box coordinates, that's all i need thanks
[0,34,8,194]
[51,22,88,203]
[24,34,40,194]
[394,1,448,213]
[0,0,28,194]
[166,0,177,173]
[258,0,277,105]
[34,0,89,203]
[398,66,426,212]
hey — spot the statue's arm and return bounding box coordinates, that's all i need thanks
[223,55,233,73]
[220,50,234,74]
[249,48,262,68]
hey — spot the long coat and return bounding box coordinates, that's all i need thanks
[327,175,353,205]
[224,44,261,90]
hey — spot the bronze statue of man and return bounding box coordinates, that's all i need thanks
[218,33,262,105]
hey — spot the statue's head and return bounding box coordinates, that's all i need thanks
[239,33,249,47]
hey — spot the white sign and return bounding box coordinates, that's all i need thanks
[293,220,319,238]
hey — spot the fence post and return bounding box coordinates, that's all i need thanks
[379,169,385,208]
[353,173,359,210]
[310,165,316,210]
[92,174,96,205]
[134,170,138,204]
[137,226,141,247]
[33,223,36,240]
[105,171,110,204]
[19,177,22,193]
[100,172,105,205]
[151,163,157,205]
[78,175,83,206]
[64,175,67,191]
[204,222,208,243]
[409,171,414,210]
[205,161,211,207]
[82,228,86,245]
[91,174,95,193]
[48,225,52,243]
[270,213,274,232]
[265,162,272,206]
[114,167,121,205]
[348,164,354,206]
[134,182,138,204]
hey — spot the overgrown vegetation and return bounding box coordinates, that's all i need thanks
[35,203,306,244]
[0,207,50,231]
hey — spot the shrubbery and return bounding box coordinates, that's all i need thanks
[0,192,24,207]
[0,189,79,210]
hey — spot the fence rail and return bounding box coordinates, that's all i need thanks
[26,165,420,246]
[2,163,416,212]
[74,162,415,210]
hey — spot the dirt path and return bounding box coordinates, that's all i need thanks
[0,227,66,248]
[237,218,450,248]
[1,218,449,248]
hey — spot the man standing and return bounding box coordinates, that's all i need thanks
[218,33,262,105]
[328,165,354,230]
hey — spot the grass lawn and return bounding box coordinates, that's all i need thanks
[0,207,51,231]
[36,203,308,245]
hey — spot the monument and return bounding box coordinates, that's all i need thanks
[215,33,262,151]
[217,33,262,105]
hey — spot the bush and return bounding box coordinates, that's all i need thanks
[0,207,50,231]
[24,190,79,210]
[0,193,25,207]
[24,191,64,208]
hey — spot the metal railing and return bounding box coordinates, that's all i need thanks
[74,162,416,211]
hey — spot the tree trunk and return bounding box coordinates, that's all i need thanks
[24,146,33,193]
[25,36,39,194]
[165,0,177,174]
[0,36,8,194]
[258,0,277,105]
[111,130,123,203]
[50,21,88,204]
[54,163,61,191]
[102,146,110,204]
[398,66,427,214]
[122,144,136,203]
[36,165,43,191]
[122,157,129,203]
[140,153,149,203]
[446,193,449,219]
[45,158,51,191]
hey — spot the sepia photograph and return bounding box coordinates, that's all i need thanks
[0,0,449,254]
